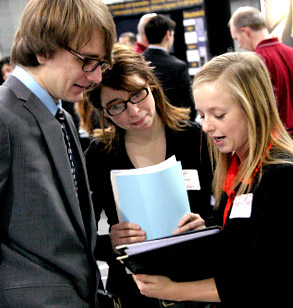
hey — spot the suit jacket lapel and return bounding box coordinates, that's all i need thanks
[29,101,89,243]
[7,77,89,246]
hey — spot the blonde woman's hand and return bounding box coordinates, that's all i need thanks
[133,274,178,301]
[173,213,206,235]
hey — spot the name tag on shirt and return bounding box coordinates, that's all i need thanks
[230,193,253,219]
[183,169,201,190]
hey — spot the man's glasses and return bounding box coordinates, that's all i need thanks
[66,47,110,73]
[104,88,149,117]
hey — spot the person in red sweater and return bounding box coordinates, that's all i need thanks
[229,6,293,135]
[134,13,157,53]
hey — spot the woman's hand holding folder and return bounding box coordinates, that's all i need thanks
[133,274,220,303]
[110,222,146,253]
[173,213,206,235]
[111,212,206,254]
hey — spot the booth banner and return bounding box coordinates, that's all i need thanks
[108,0,203,17]
[183,9,209,76]
[260,0,293,46]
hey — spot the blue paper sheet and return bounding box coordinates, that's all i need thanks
[111,157,191,240]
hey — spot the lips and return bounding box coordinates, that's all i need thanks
[74,83,91,89]
[212,136,225,145]
[132,118,144,126]
[131,116,146,126]
[213,136,225,141]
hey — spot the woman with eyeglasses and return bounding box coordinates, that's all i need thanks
[82,44,214,308]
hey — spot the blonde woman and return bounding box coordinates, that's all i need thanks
[134,52,293,308]
[84,44,213,308]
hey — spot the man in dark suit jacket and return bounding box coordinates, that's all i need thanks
[143,14,196,120]
[0,0,115,307]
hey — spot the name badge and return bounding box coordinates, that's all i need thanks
[183,169,201,190]
[230,193,253,219]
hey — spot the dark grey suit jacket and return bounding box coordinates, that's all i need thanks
[0,76,100,308]
[143,48,196,120]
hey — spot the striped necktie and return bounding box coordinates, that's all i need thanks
[55,108,78,195]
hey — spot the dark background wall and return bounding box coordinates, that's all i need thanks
[204,0,234,57]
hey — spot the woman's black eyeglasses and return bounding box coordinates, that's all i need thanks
[104,88,149,117]
[66,47,110,73]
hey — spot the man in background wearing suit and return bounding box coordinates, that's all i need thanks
[0,0,115,307]
[143,14,196,120]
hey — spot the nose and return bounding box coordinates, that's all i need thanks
[126,102,140,116]
[201,116,215,133]
[86,66,102,84]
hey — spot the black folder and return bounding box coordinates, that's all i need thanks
[116,226,221,282]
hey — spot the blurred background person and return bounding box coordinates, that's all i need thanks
[229,6,293,136]
[118,31,137,49]
[143,14,196,120]
[74,100,100,151]
[0,56,13,84]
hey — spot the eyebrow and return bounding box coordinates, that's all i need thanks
[105,98,123,107]
[83,53,103,60]
[77,48,105,60]
[105,93,136,107]
[104,89,145,107]
[89,54,105,60]
[196,106,226,113]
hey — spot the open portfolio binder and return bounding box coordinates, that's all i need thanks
[110,156,191,240]
[116,226,221,282]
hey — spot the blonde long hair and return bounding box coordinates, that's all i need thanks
[192,52,293,207]
[83,44,190,151]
